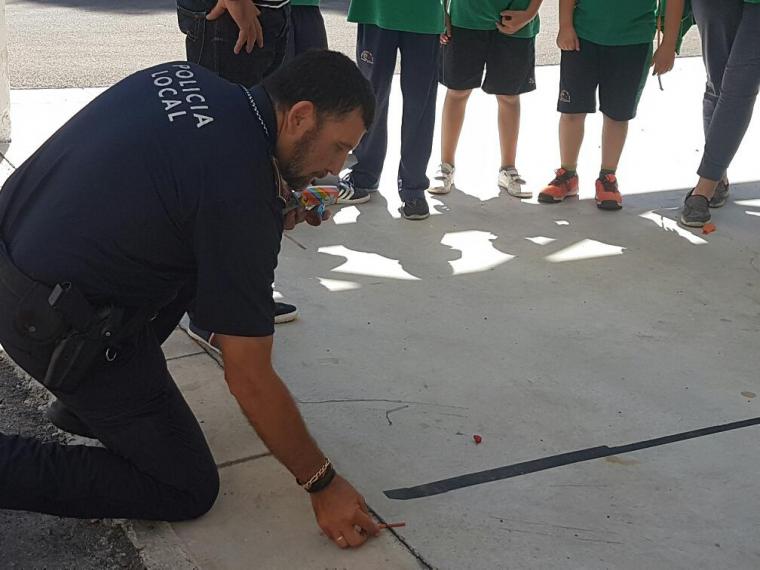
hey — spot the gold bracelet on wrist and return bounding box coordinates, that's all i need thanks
[299,458,332,491]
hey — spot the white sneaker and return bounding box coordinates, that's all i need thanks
[498,167,531,198]
[429,162,455,195]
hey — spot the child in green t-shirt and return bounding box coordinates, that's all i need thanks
[430,0,543,199]
[339,0,444,220]
[538,0,684,211]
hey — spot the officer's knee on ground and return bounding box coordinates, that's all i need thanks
[174,466,220,521]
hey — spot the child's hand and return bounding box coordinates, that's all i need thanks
[557,26,580,51]
[496,9,534,35]
[441,13,452,45]
[652,44,676,76]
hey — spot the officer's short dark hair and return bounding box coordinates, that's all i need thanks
[262,50,375,129]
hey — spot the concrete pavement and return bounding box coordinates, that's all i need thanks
[1,56,759,569]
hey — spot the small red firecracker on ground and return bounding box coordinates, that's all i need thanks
[473,434,483,445]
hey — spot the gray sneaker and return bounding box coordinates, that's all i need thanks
[709,179,729,208]
[680,191,711,228]
[401,198,430,220]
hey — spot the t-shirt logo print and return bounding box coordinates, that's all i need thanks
[559,89,571,103]
[360,50,374,65]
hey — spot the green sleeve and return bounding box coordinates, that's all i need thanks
[348,0,445,34]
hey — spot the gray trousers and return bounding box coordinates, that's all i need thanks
[691,0,760,181]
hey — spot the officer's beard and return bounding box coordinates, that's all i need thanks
[280,126,320,191]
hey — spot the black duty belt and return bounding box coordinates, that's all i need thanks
[0,238,156,392]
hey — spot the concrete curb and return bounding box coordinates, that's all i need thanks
[1,347,201,569]
[126,520,201,570]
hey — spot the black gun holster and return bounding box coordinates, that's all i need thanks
[0,239,131,393]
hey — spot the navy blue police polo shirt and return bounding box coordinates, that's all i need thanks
[0,62,284,337]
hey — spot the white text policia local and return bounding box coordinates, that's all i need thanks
[152,64,215,129]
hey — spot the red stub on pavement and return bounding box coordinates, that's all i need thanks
[473,434,483,445]
[702,223,717,235]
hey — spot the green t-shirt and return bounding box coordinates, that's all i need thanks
[574,0,657,46]
[348,0,445,35]
[745,0,760,4]
[291,0,319,5]
[450,0,540,38]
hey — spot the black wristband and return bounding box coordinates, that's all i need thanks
[306,465,336,494]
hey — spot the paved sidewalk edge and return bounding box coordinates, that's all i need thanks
[126,520,201,570]
[0,349,199,569]
[176,326,434,569]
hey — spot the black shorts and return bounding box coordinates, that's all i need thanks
[558,38,652,121]
[439,27,536,95]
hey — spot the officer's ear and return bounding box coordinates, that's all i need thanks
[285,101,318,136]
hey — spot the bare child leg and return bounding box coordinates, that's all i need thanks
[496,94,531,198]
[559,112,585,172]
[441,88,472,166]
[496,94,520,168]
[600,114,629,173]
[431,88,472,194]
[595,114,627,210]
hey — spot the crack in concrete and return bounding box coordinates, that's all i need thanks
[492,516,578,532]
[492,517,611,535]
[498,526,553,538]
[298,397,467,410]
[573,536,624,545]
[284,233,307,250]
[497,526,623,545]
[164,351,206,362]
[547,483,609,488]
[385,404,409,426]
[216,452,272,470]
[366,505,434,570]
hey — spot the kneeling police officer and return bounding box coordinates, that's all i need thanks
[0,50,379,549]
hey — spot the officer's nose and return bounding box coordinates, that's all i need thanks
[328,156,345,177]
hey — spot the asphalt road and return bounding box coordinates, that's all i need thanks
[0,357,144,569]
[6,0,702,89]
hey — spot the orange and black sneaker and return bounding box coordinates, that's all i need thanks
[595,173,623,210]
[538,168,579,203]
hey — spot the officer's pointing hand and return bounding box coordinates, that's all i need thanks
[207,0,265,54]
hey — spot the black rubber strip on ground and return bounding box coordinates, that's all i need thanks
[384,416,760,500]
